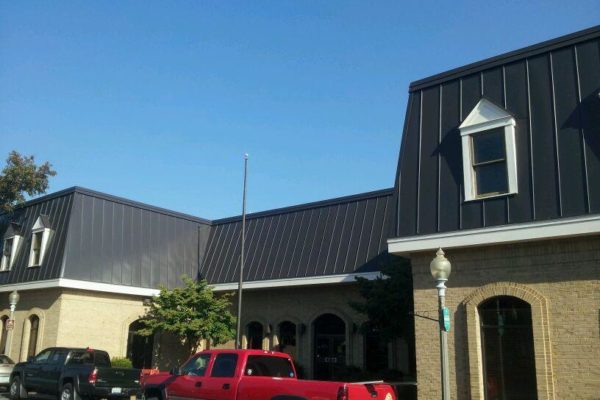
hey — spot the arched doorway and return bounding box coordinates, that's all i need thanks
[27,315,39,358]
[126,320,154,368]
[479,296,537,399]
[277,321,297,359]
[313,313,346,380]
[246,322,264,350]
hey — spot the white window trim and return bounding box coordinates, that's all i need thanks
[28,228,52,267]
[1,235,22,271]
[459,99,518,202]
[28,216,53,267]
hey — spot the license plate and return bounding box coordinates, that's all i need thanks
[111,388,122,394]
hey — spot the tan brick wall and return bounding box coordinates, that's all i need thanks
[55,289,147,358]
[0,288,63,362]
[409,236,600,400]
[156,284,383,375]
[0,282,410,378]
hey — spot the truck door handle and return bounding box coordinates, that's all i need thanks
[195,382,202,388]
[222,384,230,390]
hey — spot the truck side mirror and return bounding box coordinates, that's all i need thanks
[169,367,182,376]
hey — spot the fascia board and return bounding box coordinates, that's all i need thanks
[0,272,383,295]
[387,215,600,254]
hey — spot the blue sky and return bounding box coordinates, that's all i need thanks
[1,1,598,219]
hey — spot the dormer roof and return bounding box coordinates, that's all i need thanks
[459,98,514,132]
[4,222,22,239]
[32,215,51,231]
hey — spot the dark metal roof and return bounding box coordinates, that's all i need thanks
[396,27,600,237]
[62,190,212,289]
[410,25,600,92]
[0,191,74,284]
[201,189,396,284]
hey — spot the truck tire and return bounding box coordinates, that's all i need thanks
[9,376,26,400]
[60,383,81,400]
[143,388,163,400]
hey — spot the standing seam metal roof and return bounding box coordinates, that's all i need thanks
[201,188,396,284]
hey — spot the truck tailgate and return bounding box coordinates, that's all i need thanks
[346,382,396,400]
[95,367,141,389]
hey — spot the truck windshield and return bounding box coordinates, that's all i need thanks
[244,356,295,378]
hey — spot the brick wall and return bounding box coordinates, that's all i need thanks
[409,236,600,400]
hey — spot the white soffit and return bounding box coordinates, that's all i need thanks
[388,215,600,255]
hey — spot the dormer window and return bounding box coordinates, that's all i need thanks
[459,98,517,201]
[1,223,22,271]
[28,215,53,267]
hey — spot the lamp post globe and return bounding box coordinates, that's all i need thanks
[9,290,19,308]
[430,248,451,282]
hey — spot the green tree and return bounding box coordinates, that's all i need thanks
[0,151,57,213]
[350,255,414,342]
[138,276,236,355]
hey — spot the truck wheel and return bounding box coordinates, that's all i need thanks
[60,383,75,400]
[143,389,162,400]
[9,377,23,400]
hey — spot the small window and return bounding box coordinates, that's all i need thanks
[28,216,52,267]
[1,238,14,271]
[471,128,509,196]
[33,348,51,363]
[68,351,94,365]
[95,352,111,367]
[245,355,295,378]
[460,98,518,201]
[30,232,43,266]
[181,353,211,376]
[211,354,238,378]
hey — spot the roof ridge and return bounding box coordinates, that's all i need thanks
[213,187,395,224]
[410,24,600,92]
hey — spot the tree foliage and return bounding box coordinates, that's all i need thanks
[350,255,414,342]
[138,276,236,354]
[0,151,57,213]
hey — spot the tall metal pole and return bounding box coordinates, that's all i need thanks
[437,281,450,400]
[235,154,249,349]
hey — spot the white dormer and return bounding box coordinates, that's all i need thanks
[29,215,53,267]
[1,223,23,271]
[459,98,518,201]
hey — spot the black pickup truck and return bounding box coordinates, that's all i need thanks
[9,347,140,400]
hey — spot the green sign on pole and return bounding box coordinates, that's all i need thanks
[442,307,451,332]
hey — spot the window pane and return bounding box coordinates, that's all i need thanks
[475,163,508,195]
[473,128,506,164]
[480,297,537,400]
[211,354,238,378]
[181,354,211,376]
[245,355,295,378]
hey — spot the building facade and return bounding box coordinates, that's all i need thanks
[1,25,599,399]
[388,26,600,399]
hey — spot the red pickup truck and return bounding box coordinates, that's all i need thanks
[142,349,396,400]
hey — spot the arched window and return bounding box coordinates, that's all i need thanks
[246,322,264,350]
[126,320,154,368]
[277,321,297,359]
[479,296,537,400]
[0,316,8,354]
[27,315,40,358]
[313,313,346,380]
